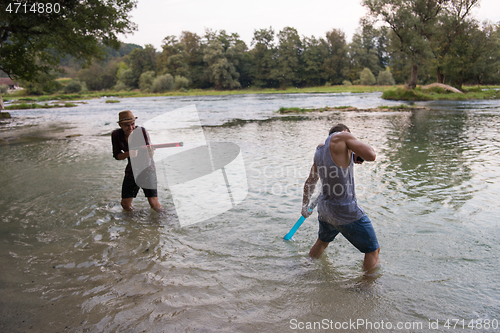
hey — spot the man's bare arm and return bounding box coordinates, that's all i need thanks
[344,133,376,161]
[302,163,319,217]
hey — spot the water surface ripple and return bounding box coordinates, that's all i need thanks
[1,93,499,332]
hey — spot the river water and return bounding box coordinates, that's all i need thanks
[1,93,499,332]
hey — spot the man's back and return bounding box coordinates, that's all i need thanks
[327,131,353,168]
[314,132,364,226]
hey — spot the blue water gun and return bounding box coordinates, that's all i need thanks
[283,196,319,241]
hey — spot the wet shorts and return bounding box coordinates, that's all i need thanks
[121,176,158,198]
[318,214,379,253]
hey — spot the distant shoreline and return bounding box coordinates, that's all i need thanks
[3,85,500,109]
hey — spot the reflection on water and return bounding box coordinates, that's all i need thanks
[1,94,499,332]
[384,109,474,209]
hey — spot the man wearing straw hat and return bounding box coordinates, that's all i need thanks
[112,110,164,213]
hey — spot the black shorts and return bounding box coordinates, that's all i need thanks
[121,176,158,198]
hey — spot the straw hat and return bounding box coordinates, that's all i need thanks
[117,110,137,123]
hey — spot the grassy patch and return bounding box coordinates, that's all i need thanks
[105,99,120,103]
[279,104,427,114]
[278,107,307,113]
[463,86,483,93]
[382,88,433,101]
[5,102,78,110]
[36,96,52,102]
[54,93,82,100]
[329,106,355,110]
[8,95,53,103]
[17,97,39,102]
[278,106,352,113]
[378,104,415,110]
[382,86,500,101]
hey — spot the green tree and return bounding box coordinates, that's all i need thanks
[375,26,390,70]
[157,36,189,77]
[273,27,302,88]
[438,21,499,88]
[139,71,155,92]
[301,36,328,86]
[429,0,480,84]
[21,71,62,95]
[250,27,277,87]
[117,68,135,89]
[151,74,174,93]
[174,76,190,90]
[236,51,254,88]
[471,24,500,85]
[127,44,158,88]
[386,30,412,84]
[179,31,207,88]
[348,32,380,83]
[116,61,130,78]
[102,58,122,89]
[203,30,245,89]
[377,69,396,85]
[77,60,118,91]
[216,30,251,88]
[322,29,349,85]
[360,67,377,85]
[0,0,137,81]
[347,19,387,83]
[114,81,128,91]
[64,79,87,94]
[363,0,448,89]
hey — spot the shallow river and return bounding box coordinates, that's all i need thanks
[1,93,499,332]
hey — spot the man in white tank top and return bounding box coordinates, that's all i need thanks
[301,123,380,272]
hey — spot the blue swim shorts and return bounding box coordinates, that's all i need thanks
[318,214,379,253]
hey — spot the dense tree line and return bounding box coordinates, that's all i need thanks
[3,0,499,94]
[63,26,401,92]
[68,22,499,93]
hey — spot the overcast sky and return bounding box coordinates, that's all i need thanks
[118,0,500,51]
